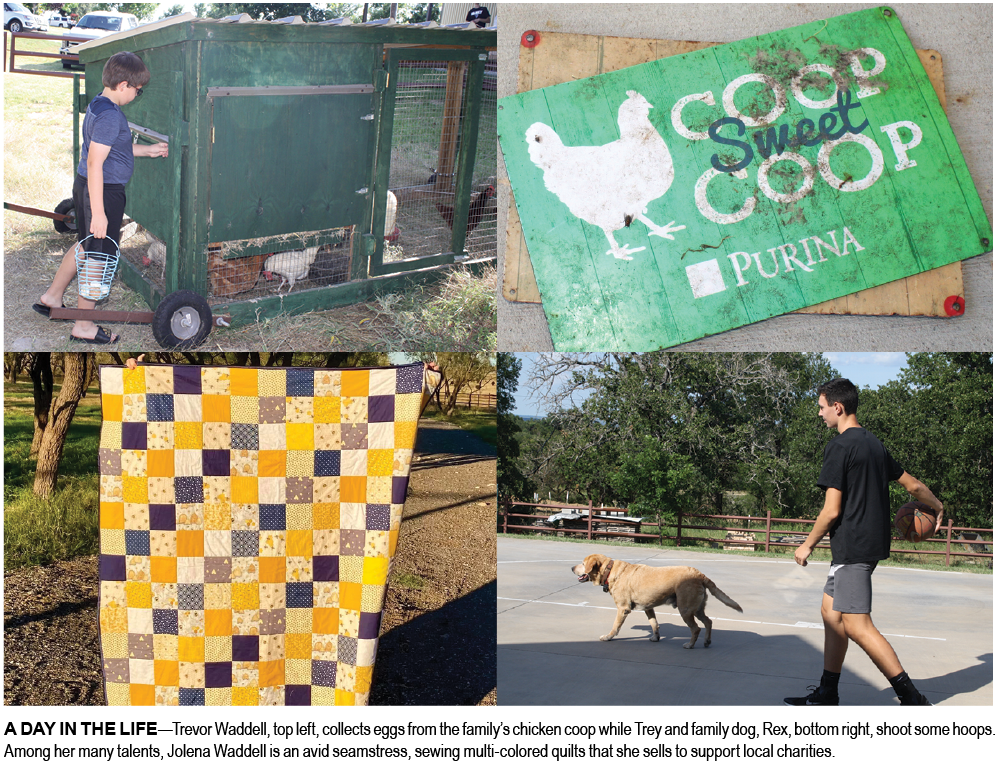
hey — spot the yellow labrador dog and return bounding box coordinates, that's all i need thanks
[572,554,742,648]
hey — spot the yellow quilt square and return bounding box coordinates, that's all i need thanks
[362,557,389,586]
[144,366,173,394]
[122,476,148,504]
[286,503,312,530]
[230,368,258,397]
[205,609,232,637]
[154,660,179,687]
[340,476,366,504]
[313,397,341,423]
[122,367,146,394]
[126,581,153,608]
[178,636,205,663]
[130,684,155,706]
[231,583,259,610]
[233,686,259,706]
[100,528,126,555]
[259,451,286,478]
[100,502,125,530]
[285,658,311,685]
[203,503,232,532]
[394,421,418,449]
[285,633,311,660]
[103,394,123,422]
[313,502,339,530]
[100,602,128,634]
[258,369,286,397]
[230,396,259,424]
[259,557,285,583]
[150,556,177,583]
[154,634,179,660]
[366,449,393,476]
[286,530,312,558]
[100,421,122,450]
[286,423,314,450]
[205,635,233,662]
[146,449,174,478]
[259,660,284,688]
[313,608,338,635]
[231,475,259,504]
[394,392,422,422]
[285,609,312,634]
[174,421,202,450]
[176,530,204,558]
[202,395,231,423]
[102,630,129,658]
[286,450,312,477]
[341,370,369,397]
[356,665,373,693]
[340,582,362,611]
[206,687,232,706]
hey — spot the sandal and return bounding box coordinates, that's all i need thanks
[32,302,65,317]
[69,326,118,344]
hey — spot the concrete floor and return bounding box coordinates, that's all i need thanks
[496,3,994,351]
[498,538,993,705]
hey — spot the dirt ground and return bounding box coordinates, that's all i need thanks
[3,418,497,706]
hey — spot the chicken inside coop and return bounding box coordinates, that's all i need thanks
[434,184,496,234]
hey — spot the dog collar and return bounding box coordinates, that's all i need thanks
[602,559,614,592]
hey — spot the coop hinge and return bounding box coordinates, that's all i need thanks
[356,187,369,195]
[361,113,374,121]
[375,69,389,92]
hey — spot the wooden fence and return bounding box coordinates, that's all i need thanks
[451,392,495,410]
[499,500,993,567]
[4,30,89,77]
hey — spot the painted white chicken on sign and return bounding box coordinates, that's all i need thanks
[526,90,685,260]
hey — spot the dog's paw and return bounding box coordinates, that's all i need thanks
[599,634,613,642]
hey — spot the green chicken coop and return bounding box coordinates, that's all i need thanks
[73,13,497,347]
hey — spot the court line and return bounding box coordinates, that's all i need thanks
[499,558,964,574]
[497,597,946,641]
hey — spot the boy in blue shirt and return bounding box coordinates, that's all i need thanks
[34,51,168,343]
[785,378,943,706]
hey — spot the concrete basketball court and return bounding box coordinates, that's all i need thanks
[498,538,993,705]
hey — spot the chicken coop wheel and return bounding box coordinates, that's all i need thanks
[53,198,77,234]
[152,290,212,349]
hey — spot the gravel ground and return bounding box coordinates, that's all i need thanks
[3,418,497,706]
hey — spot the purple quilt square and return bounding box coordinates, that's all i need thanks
[204,557,232,583]
[179,688,205,705]
[202,449,230,476]
[128,633,155,660]
[146,393,175,421]
[312,660,337,687]
[178,583,204,610]
[103,658,130,683]
[342,423,367,450]
[313,555,339,582]
[285,581,313,608]
[260,609,286,635]
[395,363,423,394]
[285,685,311,706]
[149,504,176,530]
[286,368,314,397]
[359,611,382,640]
[205,662,232,688]
[99,555,126,581]
[121,422,147,450]
[314,450,340,477]
[391,476,409,504]
[99,448,121,473]
[259,504,286,531]
[174,476,203,503]
[339,530,366,557]
[366,504,390,531]
[258,397,285,424]
[232,635,259,662]
[125,529,151,556]
[232,530,259,557]
[172,365,201,395]
[231,423,258,451]
[337,636,357,665]
[285,477,312,503]
[153,609,179,635]
[368,395,394,423]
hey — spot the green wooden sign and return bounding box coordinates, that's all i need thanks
[498,7,991,350]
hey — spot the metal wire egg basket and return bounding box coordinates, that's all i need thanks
[74,234,120,301]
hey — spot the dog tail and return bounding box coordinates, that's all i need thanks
[704,578,743,612]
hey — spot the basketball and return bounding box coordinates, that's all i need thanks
[895,501,937,542]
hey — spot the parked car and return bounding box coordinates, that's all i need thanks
[4,2,47,33]
[43,11,73,28]
[60,11,139,68]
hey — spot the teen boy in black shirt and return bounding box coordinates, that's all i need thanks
[785,378,943,706]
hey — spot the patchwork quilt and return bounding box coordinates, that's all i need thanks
[97,362,439,705]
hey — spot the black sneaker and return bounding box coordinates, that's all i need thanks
[899,691,932,705]
[784,685,839,706]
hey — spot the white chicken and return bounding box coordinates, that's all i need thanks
[526,90,686,260]
[263,246,319,293]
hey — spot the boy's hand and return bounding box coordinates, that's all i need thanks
[91,212,108,239]
[794,543,812,567]
[150,142,169,158]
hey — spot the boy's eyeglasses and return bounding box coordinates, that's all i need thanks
[130,85,143,97]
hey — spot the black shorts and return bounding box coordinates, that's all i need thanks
[823,561,878,614]
[73,172,125,259]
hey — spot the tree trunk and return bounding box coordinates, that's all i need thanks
[33,353,90,498]
[29,353,54,457]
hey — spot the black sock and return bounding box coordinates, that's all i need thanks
[820,669,840,693]
[889,671,917,699]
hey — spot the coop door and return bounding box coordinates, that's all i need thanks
[207,86,376,243]
[369,49,495,276]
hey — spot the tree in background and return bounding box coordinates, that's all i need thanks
[33,354,92,497]
[419,352,493,416]
[496,354,530,500]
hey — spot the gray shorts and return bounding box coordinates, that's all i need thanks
[823,562,878,614]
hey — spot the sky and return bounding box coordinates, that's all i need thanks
[511,352,910,418]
